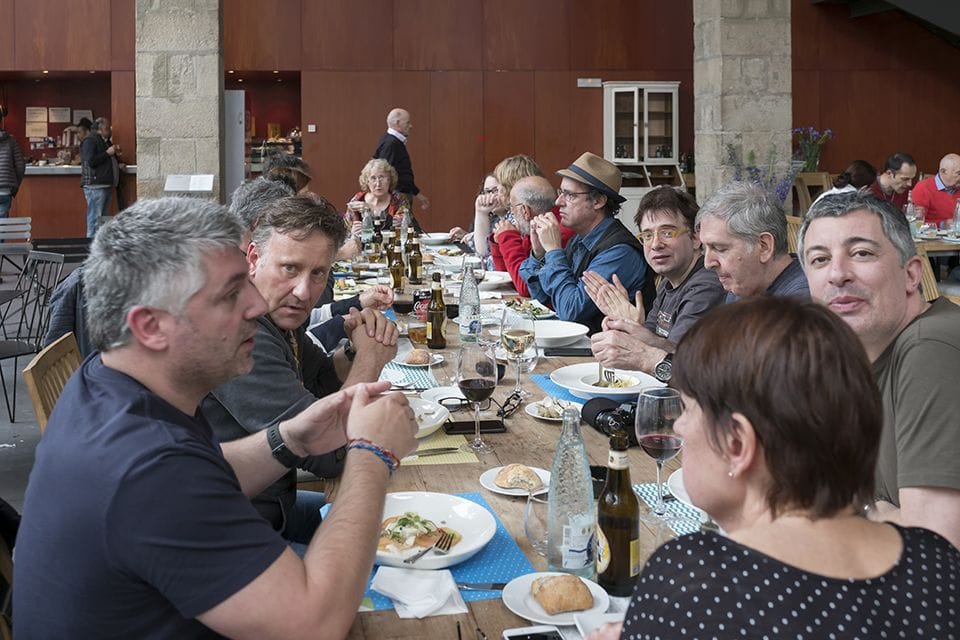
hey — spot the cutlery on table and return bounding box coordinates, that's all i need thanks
[402,447,460,459]
[402,530,454,565]
[455,582,506,591]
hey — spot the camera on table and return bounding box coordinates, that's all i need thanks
[582,398,638,446]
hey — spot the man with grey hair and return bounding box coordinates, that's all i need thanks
[13,197,417,637]
[490,175,574,296]
[800,192,960,549]
[229,176,295,246]
[373,107,429,210]
[203,195,399,551]
[697,180,808,301]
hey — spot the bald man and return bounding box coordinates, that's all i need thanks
[910,153,960,225]
[372,108,429,210]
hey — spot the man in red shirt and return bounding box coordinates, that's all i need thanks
[910,153,960,226]
[489,175,575,297]
[868,152,917,213]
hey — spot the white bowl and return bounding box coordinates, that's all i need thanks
[550,362,662,400]
[376,492,497,570]
[420,232,453,245]
[407,397,450,439]
[533,320,589,347]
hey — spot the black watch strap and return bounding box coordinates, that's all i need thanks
[267,423,299,468]
[654,352,673,383]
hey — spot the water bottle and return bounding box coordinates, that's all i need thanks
[547,407,596,580]
[361,207,374,245]
[459,263,481,343]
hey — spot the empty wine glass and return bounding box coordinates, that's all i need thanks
[635,387,683,520]
[524,493,548,556]
[500,307,536,398]
[457,343,498,454]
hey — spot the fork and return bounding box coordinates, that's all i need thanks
[598,361,616,386]
[403,530,454,565]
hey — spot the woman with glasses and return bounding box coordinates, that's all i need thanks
[587,297,960,640]
[347,158,419,233]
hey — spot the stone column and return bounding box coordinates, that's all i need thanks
[693,0,792,202]
[135,0,223,200]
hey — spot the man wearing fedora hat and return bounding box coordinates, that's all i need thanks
[519,152,651,334]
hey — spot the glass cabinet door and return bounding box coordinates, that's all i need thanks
[611,88,639,163]
[644,90,675,162]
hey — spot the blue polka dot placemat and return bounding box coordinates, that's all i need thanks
[530,374,583,405]
[633,482,702,537]
[361,491,535,611]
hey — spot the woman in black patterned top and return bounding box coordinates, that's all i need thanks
[588,298,959,640]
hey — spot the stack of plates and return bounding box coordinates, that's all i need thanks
[549,362,662,400]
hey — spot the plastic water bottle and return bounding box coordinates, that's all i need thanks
[361,208,374,245]
[459,263,481,343]
[547,407,596,580]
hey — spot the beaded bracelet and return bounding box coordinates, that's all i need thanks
[347,438,400,475]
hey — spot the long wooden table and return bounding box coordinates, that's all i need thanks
[315,322,681,639]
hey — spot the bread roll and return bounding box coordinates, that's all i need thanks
[404,349,431,365]
[530,574,594,615]
[494,463,542,492]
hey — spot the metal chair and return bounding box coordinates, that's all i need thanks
[0,534,11,640]
[0,217,32,276]
[31,237,92,267]
[23,332,82,433]
[0,251,65,421]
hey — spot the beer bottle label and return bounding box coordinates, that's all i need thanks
[629,537,640,577]
[608,450,629,470]
[426,323,432,339]
[595,526,610,574]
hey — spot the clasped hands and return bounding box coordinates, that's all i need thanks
[529,213,563,255]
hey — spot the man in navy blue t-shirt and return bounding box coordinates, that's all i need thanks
[13,197,418,639]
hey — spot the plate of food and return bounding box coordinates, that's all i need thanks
[333,278,360,295]
[408,397,450,439]
[502,572,610,626]
[393,348,444,367]
[434,246,464,256]
[504,297,556,319]
[550,362,662,400]
[420,232,454,245]
[376,492,497,570]
[479,464,549,497]
[525,397,583,422]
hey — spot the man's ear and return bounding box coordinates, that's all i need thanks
[592,193,608,212]
[125,305,172,352]
[904,254,924,294]
[247,242,260,277]
[756,232,776,263]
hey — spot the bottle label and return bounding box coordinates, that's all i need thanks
[561,523,594,569]
[607,450,629,470]
[629,537,640,577]
[426,322,432,339]
[595,527,610,574]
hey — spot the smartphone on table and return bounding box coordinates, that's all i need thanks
[501,625,564,640]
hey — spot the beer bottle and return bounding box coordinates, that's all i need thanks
[407,235,423,284]
[426,272,446,349]
[596,428,640,596]
[389,236,405,294]
[371,218,383,255]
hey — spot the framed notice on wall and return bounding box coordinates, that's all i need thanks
[25,107,47,122]
[74,109,93,125]
[25,122,48,138]
[48,107,71,123]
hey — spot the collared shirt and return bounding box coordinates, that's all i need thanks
[518,217,646,325]
[935,173,957,195]
[386,128,407,144]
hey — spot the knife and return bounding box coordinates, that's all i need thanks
[456,582,507,591]
[403,447,460,458]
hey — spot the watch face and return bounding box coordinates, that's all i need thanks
[655,360,672,382]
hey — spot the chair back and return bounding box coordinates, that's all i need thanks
[23,332,82,432]
[786,215,803,255]
[31,237,92,265]
[0,535,11,640]
[797,171,832,193]
[915,246,940,303]
[791,177,813,216]
[2,252,65,349]
[0,218,31,243]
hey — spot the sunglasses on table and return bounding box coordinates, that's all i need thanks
[437,390,524,419]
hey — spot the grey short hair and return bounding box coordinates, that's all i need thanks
[695,181,788,254]
[798,192,915,266]
[84,197,243,351]
[512,177,555,215]
[229,178,295,232]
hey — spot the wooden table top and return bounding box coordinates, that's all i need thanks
[315,326,681,639]
[916,237,960,256]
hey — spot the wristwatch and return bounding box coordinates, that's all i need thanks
[654,352,673,383]
[343,341,357,362]
[266,423,299,468]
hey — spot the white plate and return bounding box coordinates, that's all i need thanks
[524,399,583,422]
[421,232,453,245]
[376,492,497,570]
[478,466,550,497]
[667,468,696,510]
[408,397,450,439]
[502,572,610,626]
[504,298,556,319]
[479,271,512,291]
[420,385,465,406]
[575,611,626,638]
[533,320,589,348]
[392,352,444,368]
[550,363,663,400]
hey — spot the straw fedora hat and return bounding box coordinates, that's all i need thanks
[556,152,626,204]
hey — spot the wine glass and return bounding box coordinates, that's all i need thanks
[635,387,683,520]
[457,343,498,454]
[500,307,536,398]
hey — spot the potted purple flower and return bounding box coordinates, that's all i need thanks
[792,126,834,172]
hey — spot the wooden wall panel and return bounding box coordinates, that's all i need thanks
[111,71,136,164]
[0,0,14,70]
[428,71,483,232]
[483,0,568,71]
[817,71,889,172]
[301,0,393,70]
[15,0,111,70]
[394,0,482,70]
[482,72,536,173]
[534,71,576,181]
[791,70,820,141]
[223,0,301,70]
[897,69,960,173]
[110,0,135,70]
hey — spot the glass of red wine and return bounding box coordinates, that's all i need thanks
[635,387,683,520]
[457,343,498,454]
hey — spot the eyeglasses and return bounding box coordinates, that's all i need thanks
[438,390,523,419]
[556,188,591,201]
[508,202,525,214]
[637,228,690,245]
[481,187,499,195]
[369,175,390,184]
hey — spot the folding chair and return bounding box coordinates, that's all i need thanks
[23,332,82,433]
[0,251,65,421]
[0,218,32,276]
